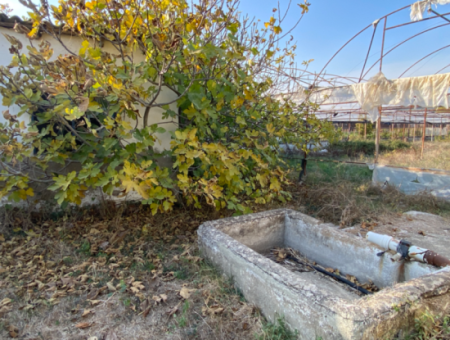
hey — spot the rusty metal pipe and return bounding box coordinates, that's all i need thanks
[423,250,450,267]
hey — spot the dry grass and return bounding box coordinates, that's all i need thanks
[376,141,450,171]
[282,160,450,227]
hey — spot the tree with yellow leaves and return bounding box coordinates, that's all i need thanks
[0,0,336,214]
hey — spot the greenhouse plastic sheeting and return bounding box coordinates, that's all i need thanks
[352,72,450,121]
[303,72,450,122]
[411,0,450,22]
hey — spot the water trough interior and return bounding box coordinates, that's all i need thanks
[217,211,439,296]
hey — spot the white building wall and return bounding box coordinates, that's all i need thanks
[0,28,178,152]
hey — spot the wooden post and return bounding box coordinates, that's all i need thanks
[408,107,412,141]
[421,109,427,159]
[375,108,381,164]
[364,122,367,140]
[432,123,434,142]
[403,117,406,142]
[348,113,351,134]
[440,118,443,138]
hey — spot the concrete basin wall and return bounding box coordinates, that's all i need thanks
[198,209,450,340]
[285,213,435,288]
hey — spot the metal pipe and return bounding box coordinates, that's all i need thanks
[421,109,427,158]
[403,117,406,142]
[386,11,450,30]
[375,109,381,163]
[359,23,378,83]
[367,232,450,267]
[363,23,450,79]
[399,44,450,78]
[380,17,387,72]
[429,9,450,24]
[286,254,372,295]
[414,120,416,142]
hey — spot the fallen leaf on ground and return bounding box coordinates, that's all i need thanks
[0,305,12,316]
[107,282,116,291]
[143,306,151,318]
[9,325,19,338]
[19,304,35,311]
[179,287,195,299]
[89,300,101,306]
[202,304,224,316]
[82,309,94,317]
[0,297,12,307]
[75,322,93,329]
[87,289,99,300]
[152,295,162,304]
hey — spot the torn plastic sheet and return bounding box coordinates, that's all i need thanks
[352,72,450,121]
[411,0,450,22]
[303,72,450,122]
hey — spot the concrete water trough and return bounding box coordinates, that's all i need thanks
[197,209,450,340]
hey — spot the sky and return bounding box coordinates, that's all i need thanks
[6,0,450,82]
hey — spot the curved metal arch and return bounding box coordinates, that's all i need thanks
[399,44,450,78]
[362,23,450,79]
[314,4,412,85]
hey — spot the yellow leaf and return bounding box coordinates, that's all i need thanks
[273,26,282,34]
[25,188,34,197]
[266,123,275,135]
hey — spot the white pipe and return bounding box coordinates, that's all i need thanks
[366,232,398,252]
[408,245,428,263]
[366,232,428,263]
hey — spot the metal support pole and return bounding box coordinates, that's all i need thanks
[380,18,387,72]
[403,118,406,142]
[421,109,427,159]
[408,107,412,141]
[413,121,416,142]
[432,123,434,142]
[375,108,381,163]
[348,113,351,134]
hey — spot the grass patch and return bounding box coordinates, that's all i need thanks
[285,159,450,226]
[257,316,298,340]
[405,311,450,339]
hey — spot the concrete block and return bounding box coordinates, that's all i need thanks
[373,165,450,200]
[198,209,450,340]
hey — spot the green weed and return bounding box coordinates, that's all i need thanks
[257,316,298,340]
